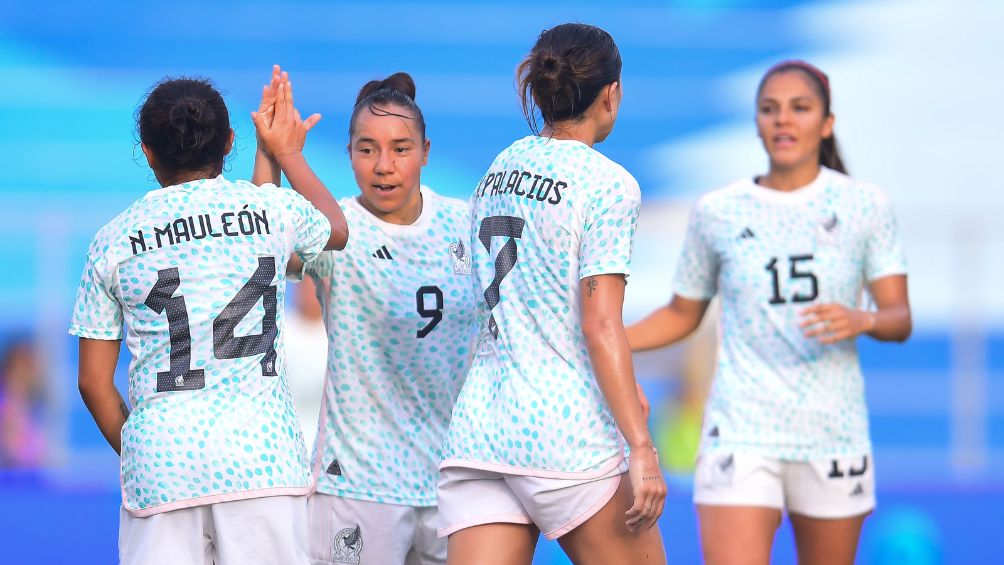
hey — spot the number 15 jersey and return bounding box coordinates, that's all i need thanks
[69,176,331,516]
[442,136,642,477]
[675,167,907,460]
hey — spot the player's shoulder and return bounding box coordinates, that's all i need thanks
[823,168,892,207]
[423,186,469,218]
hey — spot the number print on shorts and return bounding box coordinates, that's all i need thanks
[145,256,279,391]
[765,254,818,305]
[416,285,444,338]
[478,215,525,338]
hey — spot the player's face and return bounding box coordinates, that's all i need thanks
[756,71,834,171]
[349,104,430,219]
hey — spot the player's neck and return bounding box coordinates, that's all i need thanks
[541,121,599,147]
[357,190,424,226]
[758,162,821,192]
[154,167,220,188]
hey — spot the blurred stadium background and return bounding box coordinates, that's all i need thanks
[1,0,1001,562]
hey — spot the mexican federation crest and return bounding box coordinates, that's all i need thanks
[332,524,363,564]
[449,240,472,275]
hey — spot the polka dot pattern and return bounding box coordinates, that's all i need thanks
[674,168,907,460]
[69,175,331,514]
[442,136,641,475]
[306,188,477,506]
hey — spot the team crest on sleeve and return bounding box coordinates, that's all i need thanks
[449,240,472,275]
[332,524,363,564]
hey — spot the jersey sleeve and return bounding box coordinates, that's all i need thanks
[672,198,720,300]
[578,178,642,279]
[276,185,332,264]
[69,235,124,340]
[863,190,907,281]
[302,250,336,281]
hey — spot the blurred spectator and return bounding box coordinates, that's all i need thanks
[285,277,328,450]
[0,336,48,468]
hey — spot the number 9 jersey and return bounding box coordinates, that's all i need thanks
[69,176,331,516]
[675,167,907,461]
[304,187,477,506]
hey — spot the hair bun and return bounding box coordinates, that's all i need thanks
[530,49,570,97]
[169,96,216,149]
[355,72,417,105]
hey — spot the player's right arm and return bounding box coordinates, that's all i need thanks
[626,295,710,352]
[78,338,128,455]
[253,79,349,251]
[628,197,718,352]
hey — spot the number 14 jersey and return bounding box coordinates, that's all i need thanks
[674,167,907,460]
[69,176,331,516]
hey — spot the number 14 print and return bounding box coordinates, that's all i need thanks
[144,256,279,393]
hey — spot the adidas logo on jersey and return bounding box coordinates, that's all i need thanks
[850,482,865,497]
[372,245,394,260]
[738,227,755,240]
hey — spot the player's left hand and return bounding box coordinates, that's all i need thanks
[255,65,287,154]
[800,303,875,344]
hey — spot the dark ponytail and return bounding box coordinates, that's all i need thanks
[517,23,621,134]
[349,72,425,141]
[757,60,847,174]
[138,77,231,176]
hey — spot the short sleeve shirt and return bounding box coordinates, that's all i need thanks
[69,175,331,515]
[305,187,477,506]
[441,136,642,476]
[674,167,906,459]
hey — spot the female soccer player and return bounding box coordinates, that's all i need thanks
[437,24,667,565]
[71,71,348,565]
[260,73,477,565]
[627,60,912,565]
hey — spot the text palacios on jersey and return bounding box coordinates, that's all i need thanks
[475,169,565,206]
[128,206,271,255]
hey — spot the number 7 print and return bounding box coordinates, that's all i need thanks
[478,216,525,339]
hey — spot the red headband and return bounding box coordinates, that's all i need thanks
[767,59,830,98]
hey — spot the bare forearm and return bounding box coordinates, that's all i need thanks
[276,152,349,250]
[585,319,653,450]
[252,145,281,186]
[866,303,912,342]
[627,297,708,352]
[79,382,128,455]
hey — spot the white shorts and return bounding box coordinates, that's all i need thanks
[308,493,445,565]
[436,459,628,541]
[693,451,876,519]
[119,495,309,565]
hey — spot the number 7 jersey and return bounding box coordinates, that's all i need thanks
[442,136,642,476]
[69,175,331,516]
[675,167,907,460]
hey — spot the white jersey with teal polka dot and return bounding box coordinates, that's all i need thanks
[69,175,331,516]
[441,136,642,476]
[674,167,906,460]
[305,187,477,506]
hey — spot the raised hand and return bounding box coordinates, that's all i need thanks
[624,445,667,531]
[252,80,322,159]
[254,65,287,154]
